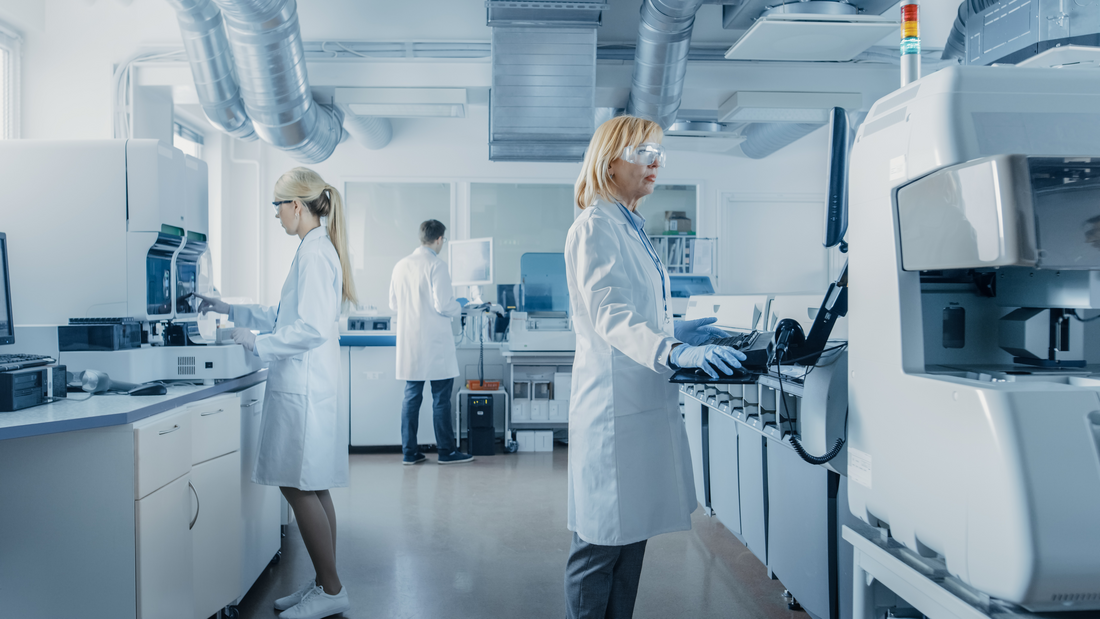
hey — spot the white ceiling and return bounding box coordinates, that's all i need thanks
[291,0,958,50]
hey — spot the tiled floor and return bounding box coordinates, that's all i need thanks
[236,447,804,619]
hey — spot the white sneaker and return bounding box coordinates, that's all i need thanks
[274,579,316,611]
[279,584,351,619]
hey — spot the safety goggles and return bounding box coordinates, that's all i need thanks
[272,200,293,214]
[621,142,666,167]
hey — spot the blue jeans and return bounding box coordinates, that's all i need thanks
[401,378,457,458]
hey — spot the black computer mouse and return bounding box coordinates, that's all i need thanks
[129,383,168,396]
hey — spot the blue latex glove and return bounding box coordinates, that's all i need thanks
[671,344,747,379]
[456,297,469,308]
[674,316,728,346]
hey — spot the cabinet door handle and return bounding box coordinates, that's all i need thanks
[242,399,260,408]
[201,409,225,417]
[188,480,200,530]
[158,424,180,436]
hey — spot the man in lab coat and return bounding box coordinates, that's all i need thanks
[389,220,475,465]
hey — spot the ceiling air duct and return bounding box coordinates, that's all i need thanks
[487,1,605,162]
[209,0,345,163]
[626,0,706,129]
[164,0,256,141]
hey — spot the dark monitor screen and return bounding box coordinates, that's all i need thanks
[0,232,13,345]
[823,107,849,248]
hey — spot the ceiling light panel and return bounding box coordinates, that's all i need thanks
[336,88,467,118]
[718,91,863,123]
[725,15,899,62]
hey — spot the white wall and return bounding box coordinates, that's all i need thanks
[243,105,851,307]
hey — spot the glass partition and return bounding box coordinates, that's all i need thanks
[470,183,575,303]
[344,182,451,311]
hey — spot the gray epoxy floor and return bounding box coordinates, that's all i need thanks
[236,446,805,619]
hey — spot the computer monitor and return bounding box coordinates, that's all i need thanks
[823,106,849,249]
[0,232,14,345]
[449,238,494,287]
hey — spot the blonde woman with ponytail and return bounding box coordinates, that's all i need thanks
[196,167,355,619]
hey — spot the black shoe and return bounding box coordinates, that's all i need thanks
[438,450,475,465]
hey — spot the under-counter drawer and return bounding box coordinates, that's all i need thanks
[189,394,241,465]
[134,407,192,500]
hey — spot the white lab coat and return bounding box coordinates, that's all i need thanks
[565,199,696,546]
[389,246,462,381]
[230,226,348,491]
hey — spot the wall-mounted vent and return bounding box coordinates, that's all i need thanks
[1052,593,1100,602]
[178,356,197,376]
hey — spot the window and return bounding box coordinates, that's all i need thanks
[637,185,697,236]
[470,183,575,302]
[173,122,204,158]
[0,23,21,139]
[344,182,451,310]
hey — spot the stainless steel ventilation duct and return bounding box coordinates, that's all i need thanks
[487,1,604,162]
[343,115,392,151]
[165,0,256,141]
[210,0,345,163]
[942,0,999,61]
[626,0,706,129]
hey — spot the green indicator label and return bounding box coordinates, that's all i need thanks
[160,224,185,237]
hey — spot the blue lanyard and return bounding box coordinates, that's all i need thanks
[617,203,668,313]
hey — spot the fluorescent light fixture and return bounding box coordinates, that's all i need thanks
[725,14,899,62]
[335,88,467,118]
[718,91,862,124]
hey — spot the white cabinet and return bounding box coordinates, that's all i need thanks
[237,383,282,601]
[348,346,435,447]
[188,393,243,619]
[191,451,242,619]
[135,472,194,619]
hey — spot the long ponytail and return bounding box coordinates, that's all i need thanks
[274,167,359,306]
[323,184,358,306]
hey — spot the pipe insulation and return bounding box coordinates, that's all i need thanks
[626,0,706,129]
[164,0,256,141]
[343,114,392,151]
[210,0,345,163]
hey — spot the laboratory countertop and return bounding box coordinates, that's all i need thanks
[0,370,267,442]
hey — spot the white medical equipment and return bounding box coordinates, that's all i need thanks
[449,237,493,304]
[0,139,262,384]
[848,65,1100,611]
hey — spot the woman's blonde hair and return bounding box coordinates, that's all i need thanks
[274,167,358,306]
[575,115,664,210]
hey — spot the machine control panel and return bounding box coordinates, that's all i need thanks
[348,316,391,332]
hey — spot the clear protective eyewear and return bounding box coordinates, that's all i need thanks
[621,142,666,168]
[272,199,293,214]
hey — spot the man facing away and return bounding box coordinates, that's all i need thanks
[389,219,475,465]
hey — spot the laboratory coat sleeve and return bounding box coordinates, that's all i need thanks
[569,218,677,373]
[254,253,338,362]
[229,304,278,332]
[388,266,399,313]
[430,260,462,318]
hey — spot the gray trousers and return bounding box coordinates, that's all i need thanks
[564,532,648,619]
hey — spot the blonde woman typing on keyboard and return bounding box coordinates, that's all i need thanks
[563,115,745,619]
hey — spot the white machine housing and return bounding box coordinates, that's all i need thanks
[61,345,264,384]
[0,139,206,323]
[506,311,575,352]
[849,65,1100,610]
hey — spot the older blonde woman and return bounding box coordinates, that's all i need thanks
[563,115,745,618]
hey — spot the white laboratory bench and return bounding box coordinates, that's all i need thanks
[0,370,281,619]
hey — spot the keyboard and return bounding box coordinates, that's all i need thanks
[0,353,56,372]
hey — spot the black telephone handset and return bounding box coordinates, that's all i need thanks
[769,318,806,366]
